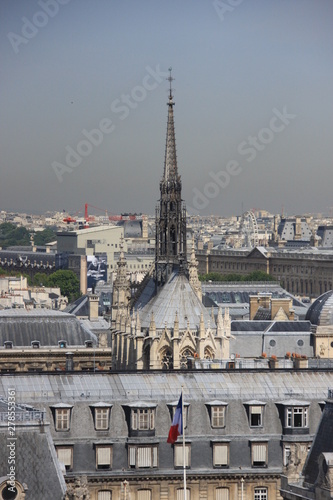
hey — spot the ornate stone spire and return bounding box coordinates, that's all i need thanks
[155,68,187,287]
[111,235,131,328]
[163,67,177,181]
[189,237,202,301]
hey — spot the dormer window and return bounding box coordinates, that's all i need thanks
[131,408,155,431]
[123,402,157,437]
[168,400,190,429]
[90,403,112,431]
[4,341,13,349]
[31,341,40,349]
[277,400,310,435]
[244,401,266,428]
[51,404,73,431]
[205,401,228,428]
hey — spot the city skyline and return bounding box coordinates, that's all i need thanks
[1,0,332,217]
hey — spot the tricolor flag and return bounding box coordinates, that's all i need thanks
[167,394,183,444]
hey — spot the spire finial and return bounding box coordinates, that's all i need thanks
[167,67,174,100]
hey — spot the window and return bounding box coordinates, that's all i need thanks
[249,406,263,427]
[206,400,228,429]
[98,492,111,500]
[128,445,158,468]
[216,488,229,500]
[251,442,267,467]
[137,490,152,500]
[171,404,188,428]
[95,408,110,430]
[283,445,291,466]
[174,444,191,468]
[254,488,267,500]
[96,446,112,469]
[56,446,73,471]
[177,489,191,500]
[211,406,225,428]
[286,407,308,428]
[55,408,71,431]
[213,443,229,467]
[131,408,155,430]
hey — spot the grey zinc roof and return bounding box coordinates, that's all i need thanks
[306,290,333,326]
[0,309,98,347]
[137,271,214,330]
[1,371,332,403]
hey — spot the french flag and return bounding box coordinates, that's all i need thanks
[167,394,183,444]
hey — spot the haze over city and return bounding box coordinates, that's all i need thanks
[1,0,332,217]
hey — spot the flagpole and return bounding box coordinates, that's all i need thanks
[181,385,187,500]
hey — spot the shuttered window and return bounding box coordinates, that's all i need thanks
[216,487,229,500]
[213,443,229,467]
[176,489,190,500]
[174,444,190,468]
[131,409,155,430]
[56,446,73,470]
[97,492,111,500]
[128,446,158,468]
[250,406,262,427]
[96,446,112,468]
[138,447,152,467]
[137,490,152,500]
[252,443,267,467]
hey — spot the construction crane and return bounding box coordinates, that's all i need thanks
[64,203,141,226]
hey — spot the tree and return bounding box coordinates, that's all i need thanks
[46,270,80,301]
[33,228,56,246]
[0,222,31,248]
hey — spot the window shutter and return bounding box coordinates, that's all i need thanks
[131,410,138,430]
[129,446,136,467]
[56,447,72,466]
[253,443,267,463]
[174,445,182,467]
[251,406,262,414]
[150,410,155,429]
[97,492,111,500]
[138,447,151,467]
[97,447,111,466]
[214,444,228,466]
[216,488,229,500]
[175,445,190,467]
[152,446,158,467]
[177,489,190,500]
[138,490,152,500]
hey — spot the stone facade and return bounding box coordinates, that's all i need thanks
[196,246,333,298]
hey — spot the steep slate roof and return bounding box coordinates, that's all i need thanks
[137,270,214,329]
[303,396,333,486]
[0,309,98,346]
[0,400,66,500]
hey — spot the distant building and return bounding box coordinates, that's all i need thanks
[197,246,333,298]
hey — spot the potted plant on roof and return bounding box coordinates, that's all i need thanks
[293,353,308,369]
[269,354,279,369]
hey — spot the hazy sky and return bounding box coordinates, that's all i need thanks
[1,0,332,218]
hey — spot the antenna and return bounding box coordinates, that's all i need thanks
[167,67,174,99]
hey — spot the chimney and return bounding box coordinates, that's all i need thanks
[88,294,99,321]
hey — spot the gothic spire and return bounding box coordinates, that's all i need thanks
[163,67,178,181]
